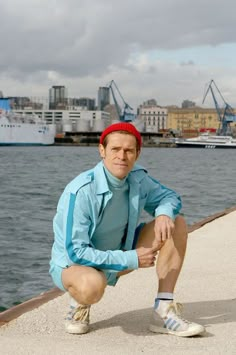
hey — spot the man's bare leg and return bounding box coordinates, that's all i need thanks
[62,265,107,305]
[136,215,188,291]
[62,266,107,334]
[137,216,205,336]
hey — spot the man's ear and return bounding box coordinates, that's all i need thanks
[98,144,105,159]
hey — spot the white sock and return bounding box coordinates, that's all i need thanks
[156,292,174,301]
[69,294,78,308]
[154,293,174,313]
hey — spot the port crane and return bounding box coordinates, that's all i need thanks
[202,79,236,135]
[107,80,136,122]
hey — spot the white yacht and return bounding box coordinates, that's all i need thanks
[175,133,236,149]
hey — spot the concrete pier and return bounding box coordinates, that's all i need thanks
[0,208,236,354]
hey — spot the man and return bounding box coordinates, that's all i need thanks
[49,122,205,337]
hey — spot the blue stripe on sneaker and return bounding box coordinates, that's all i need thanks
[168,320,177,330]
[165,318,173,327]
[173,323,181,331]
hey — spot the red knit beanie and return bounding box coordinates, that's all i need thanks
[100,122,142,148]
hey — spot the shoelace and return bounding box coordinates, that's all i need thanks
[73,305,90,322]
[167,302,182,315]
[166,302,189,324]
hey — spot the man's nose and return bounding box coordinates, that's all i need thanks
[117,150,126,159]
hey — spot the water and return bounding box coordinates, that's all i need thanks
[0,146,236,311]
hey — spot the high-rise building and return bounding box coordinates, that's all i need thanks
[181,100,196,108]
[103,104,119,122]
[49,85,68,109]
[98,87,110,110]
[7,96,43,110]
[74,97,95,110]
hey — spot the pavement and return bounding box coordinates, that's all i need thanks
[0,208,236,355]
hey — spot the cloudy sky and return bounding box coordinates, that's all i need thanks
[1,0,236,110]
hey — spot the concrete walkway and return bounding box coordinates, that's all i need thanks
[0,209,236,354]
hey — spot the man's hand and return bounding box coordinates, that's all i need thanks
[154,215,175,244]
[136,246,158,268]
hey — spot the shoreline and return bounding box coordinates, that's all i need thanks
[53,142,176,148]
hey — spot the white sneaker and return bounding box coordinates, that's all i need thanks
[149,301,205,337]
[65,304,90,334]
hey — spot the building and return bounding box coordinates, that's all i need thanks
[67,97,96,111]
[7,97,43,110]
[167,107,221,136]
[77,97,95,110]
[98,87,110,111]
[12,108,110,133]
[142,99,157,106]
[49,86,68,110]
[138,101,168,133]
[103,104,119,122]
[181,100,196,108]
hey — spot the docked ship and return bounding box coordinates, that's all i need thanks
[175,133,236,149]
[0,99,56,146]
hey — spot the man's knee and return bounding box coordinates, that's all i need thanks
[174,215,188,236]
[63,266,107,304]
[172,215,188,250]
[79,271,106,303]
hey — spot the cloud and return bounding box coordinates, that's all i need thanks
[180,61,195,66]
[1,0,236,108]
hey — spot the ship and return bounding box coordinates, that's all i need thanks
[175,133,236,149]
[0,98,56,146]
[175,80,236,149]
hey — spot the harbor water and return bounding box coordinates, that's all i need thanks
[0,146,236,311]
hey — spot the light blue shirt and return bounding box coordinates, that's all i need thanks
[50,161,182,274]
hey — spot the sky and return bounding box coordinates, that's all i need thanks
[1,0,236,110]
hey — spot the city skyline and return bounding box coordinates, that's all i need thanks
[1,1,236,110]
[2,83,231,112]
[0,87,212,111]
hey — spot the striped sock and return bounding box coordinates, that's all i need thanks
[154,292,174,310]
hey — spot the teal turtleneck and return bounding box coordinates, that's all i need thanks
[103,165,127,188]
[91,164,129,251]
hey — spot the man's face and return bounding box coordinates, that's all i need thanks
[99,132,140,179]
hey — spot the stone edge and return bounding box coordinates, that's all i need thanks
[1,205,236,327]
[0,288,64,327]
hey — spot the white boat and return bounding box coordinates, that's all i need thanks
[175,133,236,149]
[0,99,56,146]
